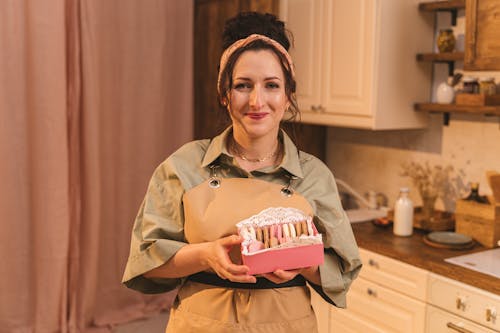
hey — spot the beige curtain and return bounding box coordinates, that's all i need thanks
[0,0,193,332]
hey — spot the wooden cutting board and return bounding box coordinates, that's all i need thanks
[486,170,500,204]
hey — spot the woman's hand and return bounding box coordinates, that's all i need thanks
[261,269,301,284]
[261,265,320,285]
[202,235,256,283]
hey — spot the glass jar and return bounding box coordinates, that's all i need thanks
[464,182,489,204]
[462,76,479,94]
[437,29,456,53]
[479,77,496,95]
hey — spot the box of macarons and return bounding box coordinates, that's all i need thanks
[236,207,324,275]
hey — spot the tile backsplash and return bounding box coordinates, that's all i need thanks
[326,113,500,212]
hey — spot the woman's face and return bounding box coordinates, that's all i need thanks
[227,49,289,141]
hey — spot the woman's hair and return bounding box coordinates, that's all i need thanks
[222,12,290,50]
[218,12,299,122]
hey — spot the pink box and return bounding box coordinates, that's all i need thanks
[241,243,324,275]
[236,207,324,275]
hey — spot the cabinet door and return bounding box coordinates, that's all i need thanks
[279,0,322,111]
[426,305,495,333]
[330,278,426,333]
[464,0,500,70]
[282,0,375,126]
[321,0,375,118]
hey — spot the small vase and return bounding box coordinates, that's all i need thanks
[437,29,456,53]
[436,82,455,104]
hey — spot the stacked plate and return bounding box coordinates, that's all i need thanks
[424,231,475,250]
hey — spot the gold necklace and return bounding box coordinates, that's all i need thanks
[231,138,280,163]
[239,150,278,163]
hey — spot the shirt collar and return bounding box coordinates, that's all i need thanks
[201,126,304,179]
[201,127,233,167]
[279,130,304,178]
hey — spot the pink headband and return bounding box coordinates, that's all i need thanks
[217,34,295,95]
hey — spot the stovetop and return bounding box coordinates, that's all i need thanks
[445,248,500,279]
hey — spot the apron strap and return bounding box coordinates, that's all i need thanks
[187,272,306,289]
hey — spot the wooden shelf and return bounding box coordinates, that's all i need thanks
[414,1,500,122]
[418,0,465,11]
[416,52,464,62]
[414,103,500,116]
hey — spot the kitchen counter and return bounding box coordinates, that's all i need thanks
[351,222,499,295]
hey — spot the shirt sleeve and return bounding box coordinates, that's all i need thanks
[300,155,362,308]
[122,161,188,294]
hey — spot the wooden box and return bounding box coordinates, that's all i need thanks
[455,199,500,248]
[455,93,500,106]
[413,208,455,231]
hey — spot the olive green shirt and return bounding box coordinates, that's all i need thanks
[122,127,362,308]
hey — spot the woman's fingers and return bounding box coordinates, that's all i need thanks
[261,269,301,283]
[206,235,256,283]
[217,234,243,249]
[275,268,301,279]
[260,273,282,284]
[213,262,255,283]
[228,272,257,283]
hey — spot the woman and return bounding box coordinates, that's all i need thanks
[122,12,361,333]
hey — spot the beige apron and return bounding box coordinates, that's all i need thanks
[166,177,319,333]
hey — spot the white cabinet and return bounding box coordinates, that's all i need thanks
[426,273,500,333]
[328,248,427,333]
[311,248,500,332]
[279,0,433,130]
[331,277,427,333]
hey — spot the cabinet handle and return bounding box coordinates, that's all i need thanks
[486,307,497,322]
[456,296,467,311]
[446,322,474,333]
[366,288,377,297]
[368,259,379,268]
[311,105,325,112]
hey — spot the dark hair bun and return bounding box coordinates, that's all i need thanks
[222,12,291,51]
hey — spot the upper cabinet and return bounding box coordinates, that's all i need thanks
[279,0,434,130]
[464,0,500,70]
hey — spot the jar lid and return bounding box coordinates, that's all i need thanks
[439,28,453,32]
[400,187,410,193]
[462,76,478,82]
[479,77,495,82]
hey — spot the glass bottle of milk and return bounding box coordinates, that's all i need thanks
[393,188,414,236]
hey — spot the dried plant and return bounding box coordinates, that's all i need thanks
[400,161,465,209]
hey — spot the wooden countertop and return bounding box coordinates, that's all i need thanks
[351,222,499,295]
